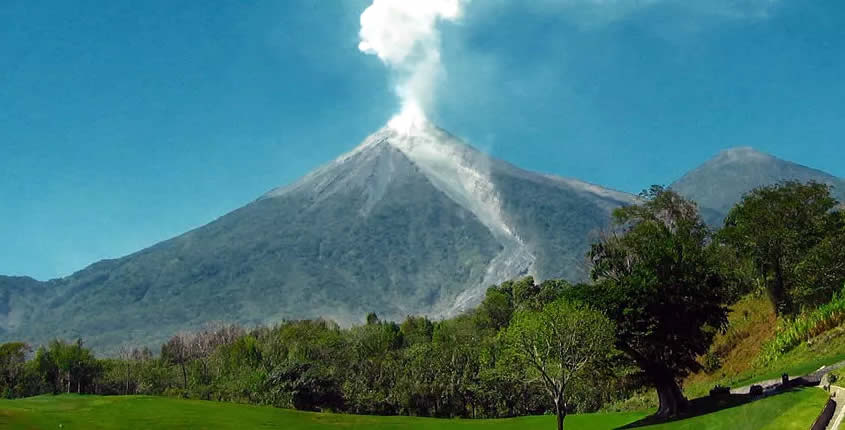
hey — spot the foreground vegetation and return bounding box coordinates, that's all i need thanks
[1,181,843,429]
[0,388,827,430]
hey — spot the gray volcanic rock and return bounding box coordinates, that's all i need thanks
[671,147,845,225]
[0,124,634,352]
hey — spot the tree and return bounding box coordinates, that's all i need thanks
[793,233,845,307]
[504,299,614,430]
[588,186,729,418]
[117,346,135,395]
[366,312,380,325]
[719,181,843,314]
[343,321,403,414]
[396,342,439,416]
[399,316,434,347]
[0,342,30,398]
[44,339,97,394]
[511,276,540,308]
[476,278,573,333]
[475,287,513,332]
[161,334,191,389]
[189,323,245,391]
[31,346,59,393]
[437,317,486,418]
[536,279,571,307]
[74,348,100,394]
[268,360,344,411]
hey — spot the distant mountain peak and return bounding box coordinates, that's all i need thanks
[672,147,845,225]
[709,146,774,166]
[720,146,762,155]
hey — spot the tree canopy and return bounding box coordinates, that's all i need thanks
[505,299,614,430]
[719,181,844,313]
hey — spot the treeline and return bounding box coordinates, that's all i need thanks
[0,279,627,419]
[1,181,844,426]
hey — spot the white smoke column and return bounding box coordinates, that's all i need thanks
[358,0,468,134]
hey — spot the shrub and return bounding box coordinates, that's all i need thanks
[163,387,188,399]
[710,385,730,397]
[703,351,722,374]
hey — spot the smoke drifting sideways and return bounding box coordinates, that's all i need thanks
[358,0,468,135]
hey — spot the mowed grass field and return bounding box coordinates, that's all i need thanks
[0,395,644,430]
[0,388,827,430]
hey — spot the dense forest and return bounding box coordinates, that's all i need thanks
[1,181,843,429]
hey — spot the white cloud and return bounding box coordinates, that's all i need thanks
[356,0,781,135]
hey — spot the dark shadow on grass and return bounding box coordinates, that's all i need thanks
[614,387,808,429]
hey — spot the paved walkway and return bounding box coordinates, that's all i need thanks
[731,377,787,395]
[730,360,845,395]
[810,361,845,381]
[827,386,845,430]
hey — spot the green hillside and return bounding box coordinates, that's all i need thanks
[0,389,827,430]
[684,293,845,398]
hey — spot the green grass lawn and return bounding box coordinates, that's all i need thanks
[638,388,828,430]
[0,388,828,430]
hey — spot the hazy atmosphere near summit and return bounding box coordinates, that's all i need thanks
[2,1,845,429]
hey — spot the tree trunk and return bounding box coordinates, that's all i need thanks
[772,259,792,315]
[654,373,688,418]
[622,345,690,420]
[554,398,565,430]
[181,362,188,389]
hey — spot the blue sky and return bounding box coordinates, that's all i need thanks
[2,0,844,280]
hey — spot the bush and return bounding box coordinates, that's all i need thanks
[702,351,722,374]
[163,387,188,399]
[710,385,730,397]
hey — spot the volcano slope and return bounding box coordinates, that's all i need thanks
[0,124,635,352]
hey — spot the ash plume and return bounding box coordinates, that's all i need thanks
[358,0,469,134]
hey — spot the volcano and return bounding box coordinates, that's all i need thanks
[0,123,636,351]
[5,124,845,353]
[671,147,845,225]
